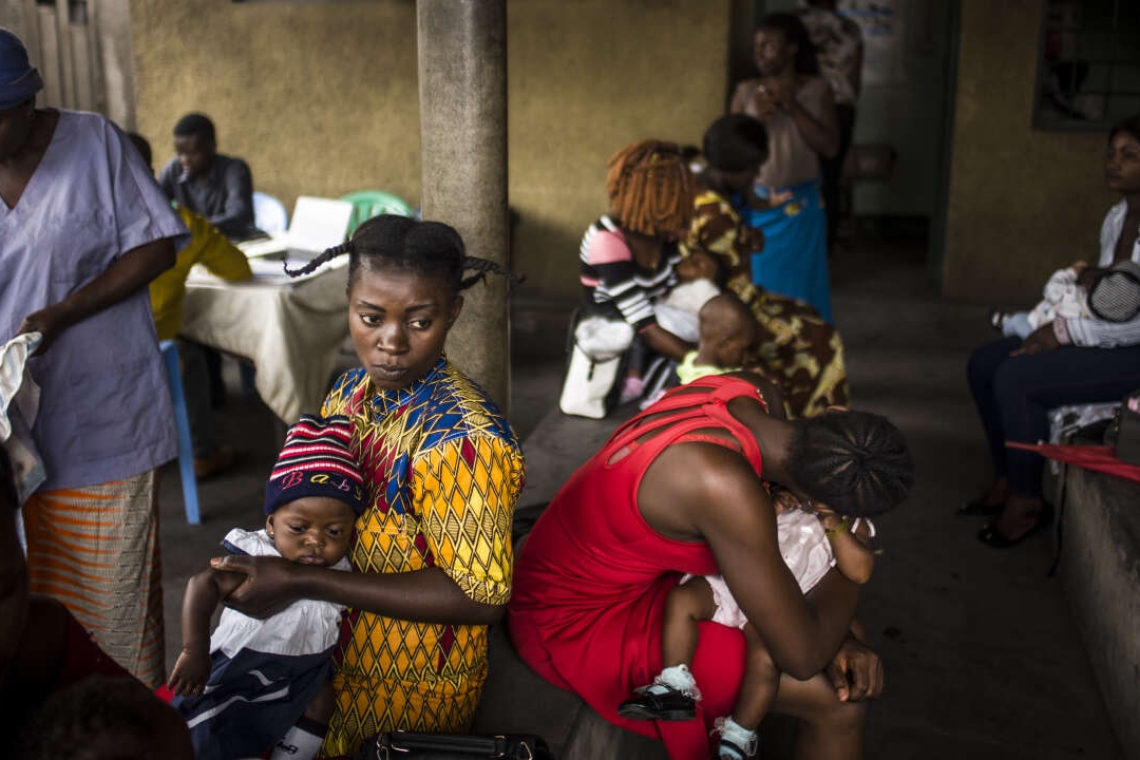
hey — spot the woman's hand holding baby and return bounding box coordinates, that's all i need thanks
[1013,323,1062,355]
[1077,264,1106,289]
[210,555,304,619]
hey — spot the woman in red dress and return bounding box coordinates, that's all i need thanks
[509,374,912,759]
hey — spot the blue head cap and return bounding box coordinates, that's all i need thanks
[0,28,43,111]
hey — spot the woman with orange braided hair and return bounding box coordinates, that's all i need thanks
[578,140,699,403]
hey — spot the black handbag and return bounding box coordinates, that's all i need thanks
[351,732,553,760]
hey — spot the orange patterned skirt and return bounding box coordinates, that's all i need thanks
[22,470,165,687]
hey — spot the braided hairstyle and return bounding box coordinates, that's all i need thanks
[784,410,914,518]
[284,214,522,298]
[12,675,176,760]
[606,139,695,238]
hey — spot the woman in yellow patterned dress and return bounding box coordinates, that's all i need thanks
[687,114,849,418]
[208,215,525,758]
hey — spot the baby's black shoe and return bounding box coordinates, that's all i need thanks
[988,309,1011,332]
[618,682,696,721]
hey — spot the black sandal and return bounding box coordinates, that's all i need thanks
[957,498,1004,517]
[988,309,1011,331]
[976,504,1054,549]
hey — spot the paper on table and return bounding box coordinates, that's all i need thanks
[238,233,289,259]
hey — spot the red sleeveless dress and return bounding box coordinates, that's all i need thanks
[509,376,768,760]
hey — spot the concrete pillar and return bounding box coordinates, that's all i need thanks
[417,0,510,411]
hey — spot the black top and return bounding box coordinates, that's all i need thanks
[159,153,256,239]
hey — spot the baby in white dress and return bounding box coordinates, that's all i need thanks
[620,492,878,760]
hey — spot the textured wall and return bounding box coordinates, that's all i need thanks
[763,0,956,219]
[507,0,731,300]
[129,0,731,301]
[130,0,423,220]
[943,0,1115,302]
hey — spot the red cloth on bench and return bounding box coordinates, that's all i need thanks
[1006,441,1140,484]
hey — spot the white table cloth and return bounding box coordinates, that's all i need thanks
[181,263,350,423]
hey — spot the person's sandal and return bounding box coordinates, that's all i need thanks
[976,503,1054,549]
[956,498,1004,517]
[717,737,756,760]
[988,309,1011,332]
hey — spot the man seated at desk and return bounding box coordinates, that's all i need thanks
[159,113,257,240]
[133,133,252,480]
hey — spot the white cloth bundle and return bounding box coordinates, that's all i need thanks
[655,280,722,344]
[0,332,45,504]
[573,316,635,361]
[1028,267,1090,329]
[559,316,635,419]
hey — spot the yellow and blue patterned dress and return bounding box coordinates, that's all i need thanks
[318,359,525,757]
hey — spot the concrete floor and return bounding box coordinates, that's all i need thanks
[153,235,1125,759]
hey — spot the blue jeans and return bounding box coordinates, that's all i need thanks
[966,337,1140,498]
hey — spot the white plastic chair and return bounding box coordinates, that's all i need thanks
[253,191,289,235]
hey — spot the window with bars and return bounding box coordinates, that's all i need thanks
[1035,0,1140,131]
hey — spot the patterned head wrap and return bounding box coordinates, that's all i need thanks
[0,28,43,110]
[264,414,367,516]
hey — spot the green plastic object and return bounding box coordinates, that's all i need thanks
[340,190,414,236]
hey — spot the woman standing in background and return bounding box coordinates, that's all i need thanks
[731,13,839,322]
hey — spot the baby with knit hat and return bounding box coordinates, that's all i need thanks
[168,414,367,760]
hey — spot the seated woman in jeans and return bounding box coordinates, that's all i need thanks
[965,114,1140,547]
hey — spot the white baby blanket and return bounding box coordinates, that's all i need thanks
[0,332,45,504]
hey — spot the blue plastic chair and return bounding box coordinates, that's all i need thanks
[339,190,413,237]
[253,191,289,235]
[160,340,201,524]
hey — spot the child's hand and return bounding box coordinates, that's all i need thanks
[770,486,804,515]
[752,85,779,119]
[767,188,794,207]
[758,77,795,110]
[740,225,765,253]
[817,509,875,585]
[169,647,211,698]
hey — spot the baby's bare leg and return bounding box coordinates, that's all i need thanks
[303,681,336,724]
[620,579,715,722]
[662,577,718,668]
[732,622,781,731]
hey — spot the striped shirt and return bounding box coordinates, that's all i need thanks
[579,216,681,331]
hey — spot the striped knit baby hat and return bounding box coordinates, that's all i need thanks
[264,414,367,516]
